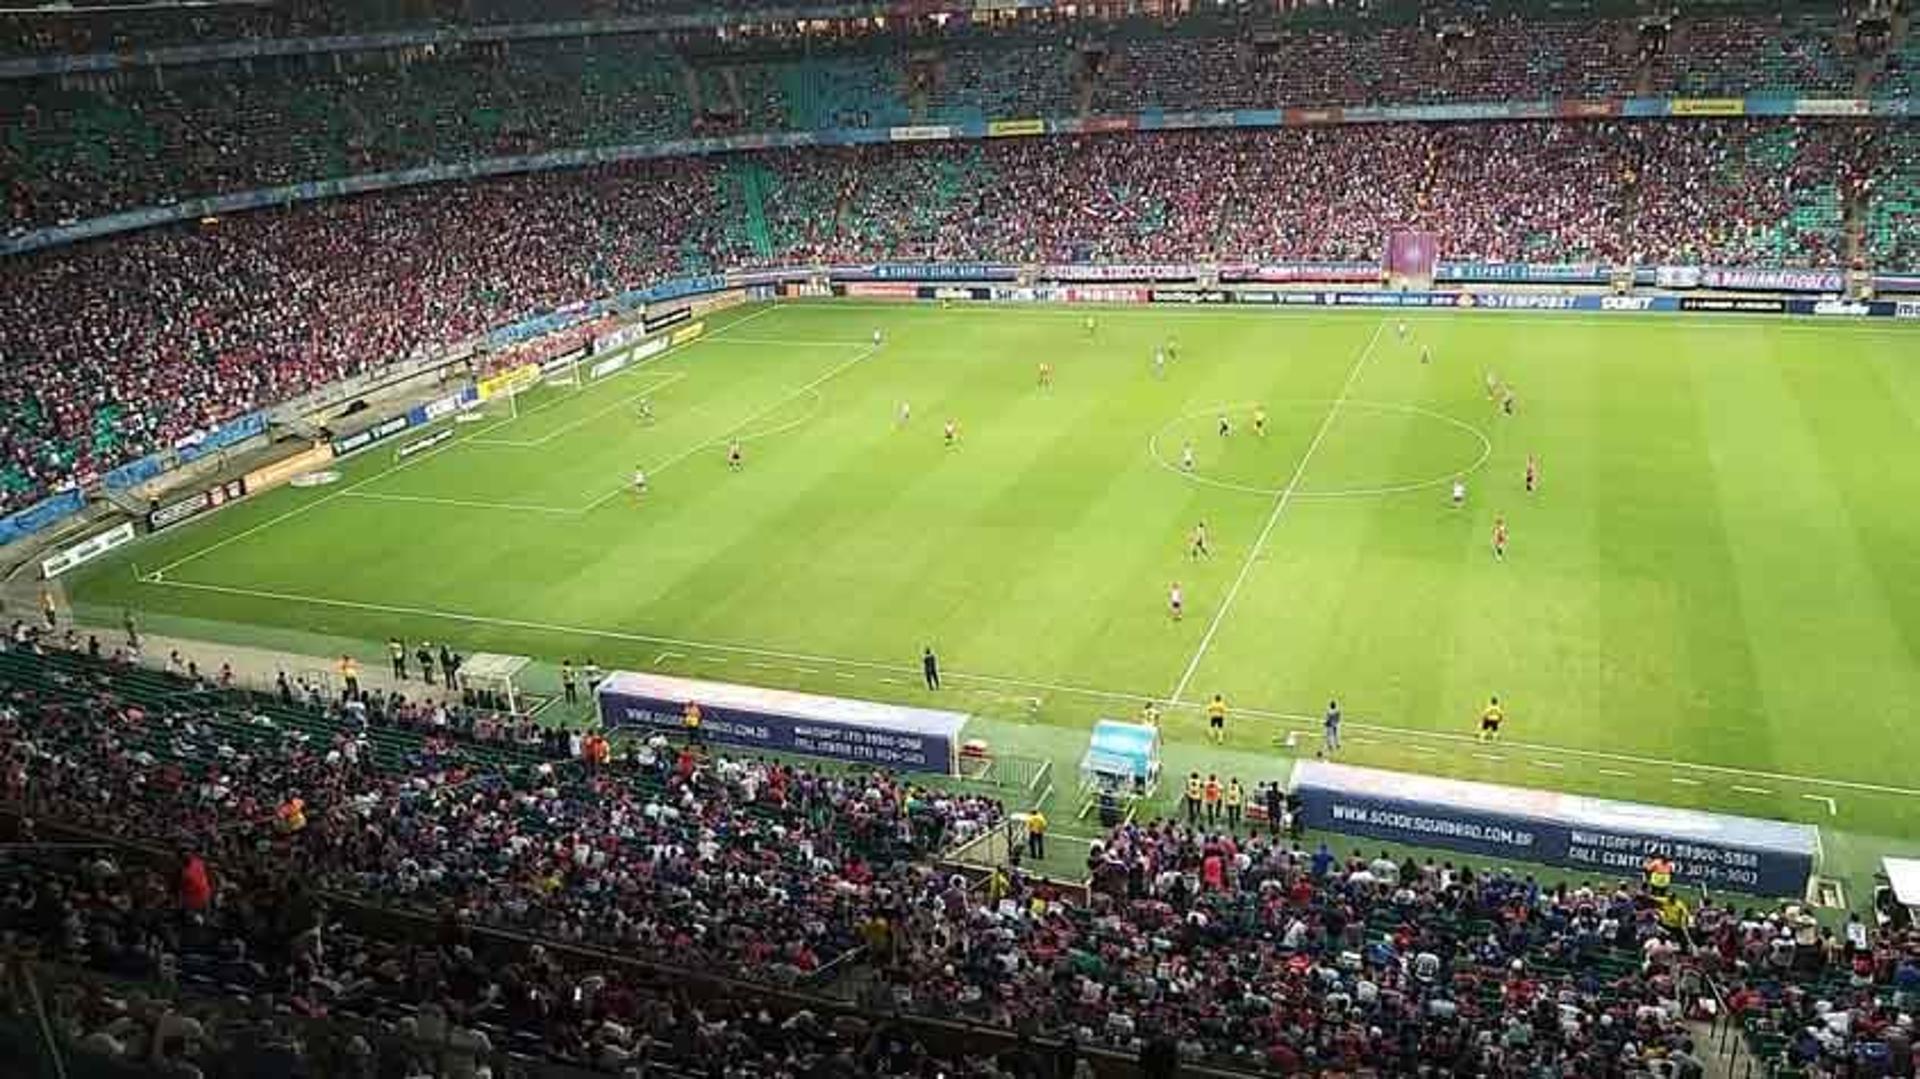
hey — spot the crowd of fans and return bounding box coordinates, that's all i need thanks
[0,7,1886,229]
[0,119,1884,512]
[3,635,1919,1076]
[0,853,1043,1078]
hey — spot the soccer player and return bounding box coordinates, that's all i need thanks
[1420,344,1432,365]
[897,401,911,428]
[1181,441,1195,472]
[872,328,884,347]
[1083,315,1096,337]
[1485,370,1502,401]
[1217,413,1231,438]
[1451,476,1466,508]
[1502,389,1517,416]
[1168,581,1184,621]
[922,646,940,690]
[1139,699,1162,727]
[1189,520,1211,560]
[1322,699,1342,756]
[1152,348,1166,380]
[1206,693,1228,744]
[632,466,648,497]
[1396,320,1408,341]
[1492,515,1508,560]
[1253,406,1268,438]
[1037,361,1053,388]
[1479,696,1505,741]
[727,440,743,471]
[1166,337,1178,363]
[1525,454,1539,494]
[943,419,960,447]
[636,397,655,425]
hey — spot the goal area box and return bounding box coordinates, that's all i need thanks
[1292,760,1819,897]
[596,670,970,774]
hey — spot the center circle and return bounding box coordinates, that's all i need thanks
[1149,400,1492,499]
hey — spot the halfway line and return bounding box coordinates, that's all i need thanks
[1167,319,1388,704]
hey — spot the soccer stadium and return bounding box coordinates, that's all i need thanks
[5,1,1920,1076]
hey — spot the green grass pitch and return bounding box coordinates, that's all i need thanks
[71,301,1920,866]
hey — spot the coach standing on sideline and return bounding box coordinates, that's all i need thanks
[922,647,940,690]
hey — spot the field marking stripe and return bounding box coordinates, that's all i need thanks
[578,343,880,513]
[1731,785,1774,795]
[1167,319,1386,704]
[341,491,580,515]
[473,370,689,448]
[134,575,1920,801]
[146,406,506,577]
[146,305,788,571]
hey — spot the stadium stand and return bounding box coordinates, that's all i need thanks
[3,640,1916,1076]
[0,9,1897,228]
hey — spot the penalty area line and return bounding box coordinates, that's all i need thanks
[130,574,1920,803]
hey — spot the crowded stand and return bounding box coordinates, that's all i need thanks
[0,119,1882,513]
[0,855,1029,1077]
[3,635,1918,1076]
[0,8,1896,229]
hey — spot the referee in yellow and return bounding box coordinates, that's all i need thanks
[1478,696,1505,742]
[1206,693,1228,744]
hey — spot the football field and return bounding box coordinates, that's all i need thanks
[72,301,1920,857]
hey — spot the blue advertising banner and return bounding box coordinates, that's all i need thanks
[102,452,169,491]
[1438,262,1608,284]
[1293,761,1818,896]
[175,411,267,464]
[596,670,968,774]
[0,489,87,547]
[1785,298,1897,317]
[838,263,1016,281]
[1326,291,1463,308]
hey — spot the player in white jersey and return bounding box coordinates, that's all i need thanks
[1181,441,1196,472]
[1169,582,1184,621]
[632,467,648,496]
[1153,348,1166,380]
[1451,476,1467,508]
[897,401,911,427]
[872,328,884,347]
